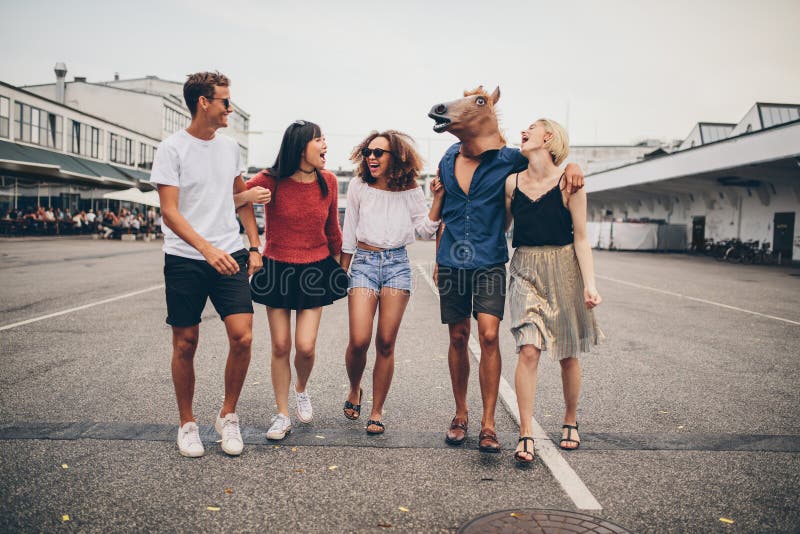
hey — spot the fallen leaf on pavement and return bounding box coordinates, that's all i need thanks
[398,506,409,512]
[207,506,221,512]
[294,469,305,473]
[291,447,297,452]
[61,464,68,469]
[719,518,734,524]
[62,515,70,522]
[328,465,338,470]
[378,523,392,528]
[225,488,233,494]
[315,435,325,439]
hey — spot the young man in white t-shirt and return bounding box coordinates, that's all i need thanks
[151,71,263,458]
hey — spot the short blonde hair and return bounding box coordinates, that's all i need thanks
[538,119,569,166]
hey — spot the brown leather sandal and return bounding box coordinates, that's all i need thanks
[478,428,501,453]
[445,416,468,445]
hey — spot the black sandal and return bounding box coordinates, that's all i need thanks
[514,436,535,465]
[559,423,580,450]
[366,419,385,435]
[343,388,363,420]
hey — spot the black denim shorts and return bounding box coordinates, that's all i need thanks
[437,263,507,324]
[163,249,254,327]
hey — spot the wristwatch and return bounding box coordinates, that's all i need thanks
[248,247,260,252]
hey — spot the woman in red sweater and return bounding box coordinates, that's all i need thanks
[237,120,347,440]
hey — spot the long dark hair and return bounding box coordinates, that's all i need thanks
[268,120,328,197]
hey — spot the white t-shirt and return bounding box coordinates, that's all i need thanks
[341,177,440,254]
[150,129,246,260]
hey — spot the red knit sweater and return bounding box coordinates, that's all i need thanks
[246,169,342,264]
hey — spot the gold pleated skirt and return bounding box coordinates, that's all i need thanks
[508,244,604,360]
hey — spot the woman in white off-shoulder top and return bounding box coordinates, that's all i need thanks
[339,130,444,434]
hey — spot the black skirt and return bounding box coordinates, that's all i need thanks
[250,256,348,310]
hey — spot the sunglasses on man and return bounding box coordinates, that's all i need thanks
[361,148,393,158]
[206,97,232,109]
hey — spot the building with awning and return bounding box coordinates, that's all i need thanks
[586,103,800,260]
[0,64,251,217]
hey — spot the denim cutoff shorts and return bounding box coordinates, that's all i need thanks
[348,246,413,293]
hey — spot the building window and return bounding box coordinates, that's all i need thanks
[0,96,9,138]
[239,145,248,168]
[138,143,156,170]
[11,102,62,148]
[164,107,189,134]
[109,133,135,165]
[69,120,103,159]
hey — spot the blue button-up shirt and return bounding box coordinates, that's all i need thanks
[437,143,527,269]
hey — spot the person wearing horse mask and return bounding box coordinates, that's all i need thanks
[428,87,585,454]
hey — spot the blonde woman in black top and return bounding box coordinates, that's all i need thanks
[504,119,603,465]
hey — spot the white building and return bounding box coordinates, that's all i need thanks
[0,64,252,217]
[23,70,250,165]
[585,102,800,261]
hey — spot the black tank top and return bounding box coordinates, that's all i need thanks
[511,173,574,247]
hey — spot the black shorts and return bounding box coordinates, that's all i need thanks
[437,263,507,324]
[164,249,254,327]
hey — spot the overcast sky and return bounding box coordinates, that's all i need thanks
[2,0,799,171]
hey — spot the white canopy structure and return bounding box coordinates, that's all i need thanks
[102,188,160,207]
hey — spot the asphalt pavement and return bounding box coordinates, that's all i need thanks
[1,237,798,533]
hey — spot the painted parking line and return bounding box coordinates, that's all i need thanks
[413,262,603,511]
[596,275,800,326]
[0,284,165,332]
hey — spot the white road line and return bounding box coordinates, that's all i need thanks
[596,274,800,326]
[0,284,165,332]
[413,262,602,511]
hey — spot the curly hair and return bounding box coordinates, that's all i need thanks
[350,130,423,191]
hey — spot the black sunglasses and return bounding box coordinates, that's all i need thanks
[361,147,392,158]
[206,97,231,109]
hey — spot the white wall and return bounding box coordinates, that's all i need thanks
[25,83,165,140]
[0,84,160,169]
[730,104,761,137]
[589,184,800,257]
[678,124,702,151]
[569,145,654,175]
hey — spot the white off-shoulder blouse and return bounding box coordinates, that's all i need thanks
[341,177,441,254]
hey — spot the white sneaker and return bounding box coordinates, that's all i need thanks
[177,421,204,458]
[295,389,313,423]
[215,412,244,456]
[266,414,292,440]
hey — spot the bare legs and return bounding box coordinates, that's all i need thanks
[171,312,253,426]
[560,356,582,448]
[514,347,583,457]
[266,306,323,417]
[344,287,410,430]
[514,344,541,461]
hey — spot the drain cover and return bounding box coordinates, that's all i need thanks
[458,509,631,533]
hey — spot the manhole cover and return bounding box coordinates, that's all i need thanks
[458,509,631,533]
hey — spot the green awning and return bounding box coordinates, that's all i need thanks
[0,139,139,187]
[111,165,152,183]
